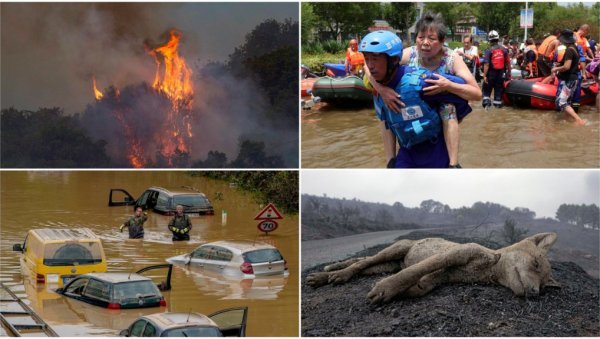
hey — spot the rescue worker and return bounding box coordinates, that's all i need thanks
[551,29,588,125]
[482,30,511,109]
[120,206,147,239]
[344,39,365,76]
[168,205,192,241]
[537,29,561,77]
[362,12,480,168]
[575,24,593,63]
[522,38,538,78]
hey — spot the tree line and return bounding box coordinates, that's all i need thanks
[189,171,298,214]
[555,203,599,230]
[302,2,599,45]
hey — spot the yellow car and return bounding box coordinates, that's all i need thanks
[12,228,107,285]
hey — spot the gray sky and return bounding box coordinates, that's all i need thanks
[1,2,297,114]
[301,170,600,219]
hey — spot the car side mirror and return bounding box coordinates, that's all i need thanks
[118,329,130,337]
[12,244,23,252]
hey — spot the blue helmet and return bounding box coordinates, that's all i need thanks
[359,30,403,57]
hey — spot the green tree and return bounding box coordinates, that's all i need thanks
[311,2,381,40]
[301,3,318,44]
[383,2,417,40]
[474,2,521,39]
[424,3,477,40]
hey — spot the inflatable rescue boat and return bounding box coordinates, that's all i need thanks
[503,77,598,110]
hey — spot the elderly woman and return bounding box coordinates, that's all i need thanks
[366,12,481,168]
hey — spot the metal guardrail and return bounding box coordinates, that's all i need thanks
[0,282,58,337]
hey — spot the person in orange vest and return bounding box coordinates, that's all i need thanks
[575,24,593,62]
[345,39,365,76]
[521,38,538,78]
[537,28,561,77]
[551,29,588,125]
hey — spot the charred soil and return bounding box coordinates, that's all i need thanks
[302,232,600,336]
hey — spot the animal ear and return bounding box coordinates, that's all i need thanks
[524,232,558,253]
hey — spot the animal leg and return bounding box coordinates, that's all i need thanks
[324,257,366,272]
[327,239,415,285]
[368,244,499,304]
[306,239,414,288]
[403,269,448,298]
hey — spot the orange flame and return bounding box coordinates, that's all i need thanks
[151,29,193,105]
[149,29,194,165]
[92,76,104,100]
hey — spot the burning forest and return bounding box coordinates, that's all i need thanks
[1,3,299,169]
[87,29,194,168]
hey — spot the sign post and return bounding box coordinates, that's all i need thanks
[520,2,533,42]
[254,203,283,235]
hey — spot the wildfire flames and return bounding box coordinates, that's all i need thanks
[91,29,194,168]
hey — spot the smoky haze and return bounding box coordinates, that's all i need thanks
[1,3,299,166]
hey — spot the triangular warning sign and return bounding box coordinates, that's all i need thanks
[254,203,283,220]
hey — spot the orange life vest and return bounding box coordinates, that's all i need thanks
[575,31,589,55]
[538,35,557,57]
[524,44,538,76]
[346,49,365,67]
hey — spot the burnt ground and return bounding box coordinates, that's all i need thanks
[302,232,600,337]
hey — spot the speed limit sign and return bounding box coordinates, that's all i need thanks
[257,219,278,233]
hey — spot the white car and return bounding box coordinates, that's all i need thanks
[167,240,289,278]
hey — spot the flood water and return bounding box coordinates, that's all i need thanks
[302,102,600,168]
[0,171,298,336]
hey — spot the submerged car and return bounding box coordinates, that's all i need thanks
[56,264,172,309]
[109,186,214,216]
[119,307,248,337]
[167,240,288,278]
[12,228,107,285]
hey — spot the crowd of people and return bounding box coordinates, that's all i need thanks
[339,13,598,168]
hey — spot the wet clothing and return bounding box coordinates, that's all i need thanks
[168,214,192,241]
[556,46,580,81]
[123,213,147,239]
[555,79,578,111]
[374,46,467,168]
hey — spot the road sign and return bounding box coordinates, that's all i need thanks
[257,219,278,233]
[520,8,533,28]
[254,203,283,220]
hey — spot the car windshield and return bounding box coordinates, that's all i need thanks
[173,195,210,209]
[113,281,161,301]
[162,326,223,337]
[43,242,103,266]
[243,249,283,263]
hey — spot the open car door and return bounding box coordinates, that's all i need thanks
[208,307,248,337]
[136,264,173,291]
[108,188,136,207]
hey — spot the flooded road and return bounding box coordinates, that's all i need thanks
[0,171,298,336]
[302,102,599,168]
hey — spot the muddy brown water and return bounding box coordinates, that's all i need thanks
[301,102,599,168]
[0,171,298,336]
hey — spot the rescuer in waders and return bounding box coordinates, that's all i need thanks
[168,205,192,241]
[363,12,481,168]
[120,206,148,239]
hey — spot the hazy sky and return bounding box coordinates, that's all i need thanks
[1,2,297,114]
[301,170,600,219]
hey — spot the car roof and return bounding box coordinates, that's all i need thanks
[81,272,152,283]
[144,312,218,329]
[148,186,207,196]
[202,240,277,254]
[30,228,101,242]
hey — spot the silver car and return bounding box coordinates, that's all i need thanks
[167,240,289,278]
[119,307,248,337]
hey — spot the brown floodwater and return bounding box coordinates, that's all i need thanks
[301,102,600,168]
[0,171,298,336]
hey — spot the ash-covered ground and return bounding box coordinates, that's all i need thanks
[302,232,600,337]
